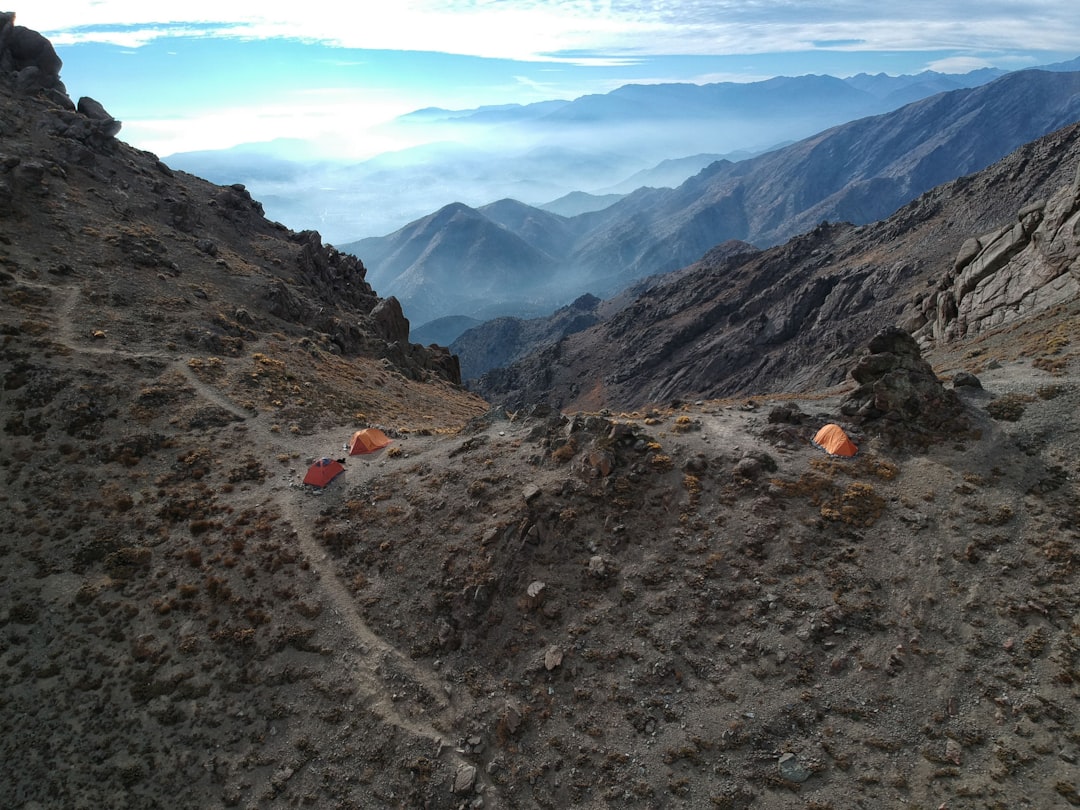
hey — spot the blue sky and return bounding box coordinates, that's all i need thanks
[20,2,1080,159]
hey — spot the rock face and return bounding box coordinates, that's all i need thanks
[840,327,967,442]
[914,160,1080,343]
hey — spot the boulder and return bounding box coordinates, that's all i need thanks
[952,371,983,389]
[77,96,122,138]
[370,296,410,344]
[841,327,967,441]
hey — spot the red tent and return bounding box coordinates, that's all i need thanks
[348,428,392,455]
[303,457,345,487]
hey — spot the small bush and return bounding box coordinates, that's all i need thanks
[551,437,578,463]
[986,393,1033,421]
[821,482,884,527]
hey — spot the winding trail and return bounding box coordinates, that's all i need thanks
[41,279,496,803]
[50,283,254,420]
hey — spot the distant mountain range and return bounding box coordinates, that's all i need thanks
[346,68,1080,340]
[162,62,1080,245]
[472,119,1080,410]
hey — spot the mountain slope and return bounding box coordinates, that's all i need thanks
[569,69,1080,291]
[347,69,1080,329]
[355,201,567,326]
[474,120,1080,411]
[450,293,603,380]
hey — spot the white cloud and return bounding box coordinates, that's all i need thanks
[22,1,1080,62]
[112,81,422,158]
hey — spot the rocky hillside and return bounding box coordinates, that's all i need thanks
[3,17,1080,810]
[450,294,603,381]
[0,14,464,393]
[475,121,1080,412]
[454,240,760,381]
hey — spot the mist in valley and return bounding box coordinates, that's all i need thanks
[165,70,941,246]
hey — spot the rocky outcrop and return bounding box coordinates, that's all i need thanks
[913,161,1080,343]
[840,327,968,443]
[0,11,66,100]
[1,12,124,153]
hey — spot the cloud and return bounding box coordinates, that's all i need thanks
[24,1,1080,63]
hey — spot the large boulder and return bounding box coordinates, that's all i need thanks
[840,326,967,444]
[370,296,410,344]
[76,96,122,138]
[0,12,67,98]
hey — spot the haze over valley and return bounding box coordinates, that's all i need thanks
[164,66,1012,245]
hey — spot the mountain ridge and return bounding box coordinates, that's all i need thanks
[166,61,1060,244]
[350,68,1080,341]
[473,120,1080,411]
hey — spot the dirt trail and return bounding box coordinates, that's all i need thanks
[268,436,500,801]
[42,278,496,802]
[46,283,255,421]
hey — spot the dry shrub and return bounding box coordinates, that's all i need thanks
[821,482,885,527]
[683,474,701,495]
[1033,357,1068,374]
[1037,384,1063,399]
[772,471,835,505]
[551,437,578,463]
[671,415,696,433]
[986,393,1034,421]
[650,454,674,471]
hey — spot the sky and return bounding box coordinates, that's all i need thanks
[18,2,1080,160]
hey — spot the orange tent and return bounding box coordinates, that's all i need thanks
[812,424,858,457]
[348,428,392,455]
[303,457,345,487]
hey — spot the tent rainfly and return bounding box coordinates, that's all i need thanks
[348,428,392,455]
[812,424,858,457]
[303,457,345,487]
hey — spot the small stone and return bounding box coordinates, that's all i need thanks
[945,738,963,765]
[544,645,564,670]
[523,484,541,502]
[778,752,813,783]
[952,371,982,389]
[501,703,521,734]
[453,764,477,795]
[734,456,761,478]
